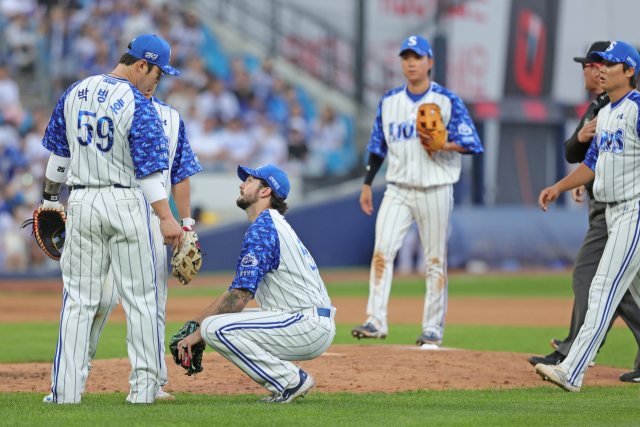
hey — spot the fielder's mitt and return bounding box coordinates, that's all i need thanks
[169,320,205,377]
[417,103,448,158]
[20,205,66,261]
[171,227,202,285]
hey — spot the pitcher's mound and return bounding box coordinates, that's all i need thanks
[0,345,630,396]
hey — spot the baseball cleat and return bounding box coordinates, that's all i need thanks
[351,323,387,340]
[535,364,580,392]
[416,331,442,347]
[550,338,562,349]
[619,369,640,383]
[271,369,314,404]
[155,387,175,400]
[258,392,277,403]
[528,350,565,367]
[43,393,54,403]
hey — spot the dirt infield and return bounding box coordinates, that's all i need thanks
[0,294,628,327]
[0,345,629,395]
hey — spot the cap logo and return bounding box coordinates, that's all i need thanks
[627,56,637,68]
[606,42,617,52]
[408,36,417,46]
[267,175,280,190]
[143,50,159,61]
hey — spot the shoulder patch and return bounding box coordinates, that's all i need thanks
[458,123,473,135]
[241,253,259,268]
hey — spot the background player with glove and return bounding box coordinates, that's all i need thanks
[172,164,336,404]
[41,34,184,404]
[61,76,202,402]
[536,41,640,392]
[352,35,483,347]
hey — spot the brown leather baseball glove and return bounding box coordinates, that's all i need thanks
[171,227,202,285]
[417,103,448,158]
[20,203,66,261]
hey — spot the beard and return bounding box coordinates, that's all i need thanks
[236,189,259,210]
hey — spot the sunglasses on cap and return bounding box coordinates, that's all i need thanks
[582,62,603,70]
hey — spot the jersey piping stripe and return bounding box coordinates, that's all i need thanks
[570,201,640,383]
[439,185,454,330]
[52,288,68,403]
[144,198,163,369]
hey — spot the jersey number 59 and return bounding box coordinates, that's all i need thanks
[77,110,114,152]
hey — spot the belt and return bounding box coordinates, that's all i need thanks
[295,306,336,320]
[71,184,130,191]
[317,308,331,318]
[607,200,626,207]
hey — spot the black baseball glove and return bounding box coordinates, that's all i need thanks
[20,204,66,261]
[169,320,205,377]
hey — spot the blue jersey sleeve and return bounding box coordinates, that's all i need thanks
[229,211,280,295]
[170,116,202,185]
[583,134,599,171]
[446,93,483,154]
[129,88,169,178]
[42,80,83,157]
[366,99,388,158]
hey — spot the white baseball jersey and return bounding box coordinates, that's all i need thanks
[367,83,483,188]
[229,209,332,312]
[42,74,168,186]
[584,90,640,202]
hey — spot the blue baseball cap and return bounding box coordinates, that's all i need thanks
[399,35,433,58]
[238,164,290,199]
[125,34,180,76]
[590,41,640,73]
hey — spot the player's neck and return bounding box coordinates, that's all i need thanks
[407,77,431,95]
[607,85,634,104]
[245,202,270,223]
[109,65,135,85]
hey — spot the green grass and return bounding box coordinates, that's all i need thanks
[2,387,640,426]
[4,322,637,370]
[168,274,575,299]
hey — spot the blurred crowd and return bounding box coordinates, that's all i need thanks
[0,0,355,273]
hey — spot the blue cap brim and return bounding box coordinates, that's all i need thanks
[159,64,180,76]
[590,51,620,63]
[237,165,259,182]
[399,47,428,57]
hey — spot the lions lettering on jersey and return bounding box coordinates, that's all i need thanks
[367,83,483,188]
[229,209,331,312]
[583,90,640,202]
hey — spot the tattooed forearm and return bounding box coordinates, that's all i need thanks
[44,178,63,195]
[194,289,254,324]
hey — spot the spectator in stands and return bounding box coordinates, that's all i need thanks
[266,77,289,125]
[0,65,20,111]
[190,116,225,166]
[252,58,274,101]
[233,70,255,113]
[308,106,347,173]
[252,118,287,169]
[4,14,37,72]
[217,117,255,166]
[182,57,209,91]
[121,2,156,49]
[197,78,240,123]
[288,116,309,162]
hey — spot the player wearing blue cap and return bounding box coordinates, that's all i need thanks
[175,164,336,403]
[41,34,183,404]
[537,41,640,391]
[352,35,483,347]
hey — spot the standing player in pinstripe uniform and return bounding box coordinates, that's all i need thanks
[48,79,203,402]
[175,164,336,403]
[351,36,483,346]
[536,41,640,392]
[41,35,183,404]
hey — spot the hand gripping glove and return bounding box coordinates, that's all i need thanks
[171,225,202,285]
[169,320,205,377]
[20,201,66,261]
[417,103,448,158]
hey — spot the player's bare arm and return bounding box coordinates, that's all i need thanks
[176,288,254,358]
[572,185,587,203]
[44,178,63,196]
[172,177,191,220]
[152,198,184,250]
[360,185,374,215]
[538,163,595,211]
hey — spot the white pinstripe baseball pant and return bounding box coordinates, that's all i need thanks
[561,198,640,388]
[79,210,169,390]
[201,310,335,393]
[50,187,162,404]
[365,183,453,339]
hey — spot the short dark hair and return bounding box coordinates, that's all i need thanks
[258,178,289,215]
[622,63,638,89]
[118,43,158,74]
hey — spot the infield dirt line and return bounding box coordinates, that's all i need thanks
[0,295,628,327]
